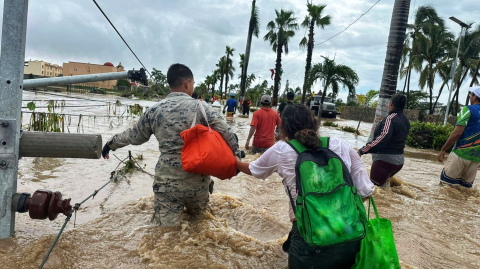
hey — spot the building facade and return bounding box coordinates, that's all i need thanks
[24,60,63,77]
[62,61,125,89]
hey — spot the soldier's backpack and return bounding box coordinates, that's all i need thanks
[287,137,367,247]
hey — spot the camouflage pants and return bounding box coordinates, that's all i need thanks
[151,183,210,226]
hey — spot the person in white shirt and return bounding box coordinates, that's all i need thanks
[235,104,374,269]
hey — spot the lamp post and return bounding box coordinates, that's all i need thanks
[443,16,470,125]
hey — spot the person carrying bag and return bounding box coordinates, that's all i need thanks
[181,100,237,180]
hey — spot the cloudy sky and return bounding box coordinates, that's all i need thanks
[1,0,478,103]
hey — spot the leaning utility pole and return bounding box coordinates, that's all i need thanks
[0,0,29,239]
[369,0,411,141]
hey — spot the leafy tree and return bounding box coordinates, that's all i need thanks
[308,56,358,121]
[224,46,236,99]
[117,79,131,88]
[299,1,331,104]
[264,9,299,106]
[240,0,260,98]
[216,57,227,97]
[150,68,170,96]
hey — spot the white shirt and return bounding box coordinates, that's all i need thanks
[249,137,375,222]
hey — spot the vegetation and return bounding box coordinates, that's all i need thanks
[264,9,299,106]
[357,90,379,107]
[224,46,236,99]
[299,1,331,104]
[406,121,454,151]
[240,0,260,98]
[340,126,360,135]
[323,121,338,127]
[117,79,131,87]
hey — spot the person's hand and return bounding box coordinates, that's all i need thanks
[438,150,446,163]
[245,140,250,150]
[102,143,111,159]
[235,156,240,162]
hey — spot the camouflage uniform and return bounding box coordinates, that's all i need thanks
[107,92,239,226]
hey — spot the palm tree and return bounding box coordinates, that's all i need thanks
[448,25,480,114]
[401,5,444,108]
[211,70,220,98]
[416,24,454,114]
[308,56,359,121]
[299,1,331,104]
[240,0,260,99]
[238,53,245,79]
[216,56,227,98]
[224,46,236,98]
[370,0,411,140]
[264,9,299,106]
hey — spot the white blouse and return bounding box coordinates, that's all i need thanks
[249,137,375,222]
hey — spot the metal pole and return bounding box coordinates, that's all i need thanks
[23,71,129,89]
[0,0,29,239]
[444,27,464,125]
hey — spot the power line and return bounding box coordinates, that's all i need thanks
[92,0,151,76]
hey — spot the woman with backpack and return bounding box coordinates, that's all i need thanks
[235,104,374,269]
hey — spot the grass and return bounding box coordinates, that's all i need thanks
[340,126,360,135]
[323,121,338,127]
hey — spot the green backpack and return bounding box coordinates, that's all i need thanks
[287,137,367,247]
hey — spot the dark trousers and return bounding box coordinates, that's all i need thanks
[370,160,403,186]
[284,222,360,269]
[242,107,249,115]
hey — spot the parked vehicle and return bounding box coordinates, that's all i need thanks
[309,95,336,118]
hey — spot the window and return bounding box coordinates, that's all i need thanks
[74,68,77,71]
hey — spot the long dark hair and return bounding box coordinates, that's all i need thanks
[280,104,320,149]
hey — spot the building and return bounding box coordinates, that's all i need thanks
[62,61,125,89]
[24,60,63,77]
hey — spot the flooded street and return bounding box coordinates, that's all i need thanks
[1,92,479,269]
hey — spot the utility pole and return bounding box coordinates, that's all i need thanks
[0,0,29,239]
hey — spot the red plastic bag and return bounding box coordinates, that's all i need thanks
[180,101,236,180]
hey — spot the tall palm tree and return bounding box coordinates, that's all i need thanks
[299,1,331,104]
[240,0,260,99]
[264,9,299,106]
[401,5,444,108]
[308,56,359,121]
[416,24,454,114]
[370,0,410,141]
[211,70,220,98]
[238,53,245,79]
[216,56,227,98]
[224,46,236,98]
[448,25,480,113]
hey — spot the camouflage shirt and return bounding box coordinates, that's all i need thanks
[107,92,239,190]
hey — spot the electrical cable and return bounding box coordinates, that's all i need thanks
[92,0,151,76]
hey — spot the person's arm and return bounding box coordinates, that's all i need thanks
[245,126,256,150]
[438,106,470,162]
[202,101,239,155]
[236,143,280,178]
[359,115,395,155]
[103,109,153,159]
[346,142,375,199]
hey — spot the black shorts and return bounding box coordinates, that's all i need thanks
[370,160,403,186]
[284,222,360,269]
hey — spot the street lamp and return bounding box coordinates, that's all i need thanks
[444,16,471,125]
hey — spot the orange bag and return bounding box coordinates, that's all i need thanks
[180,101,237,180]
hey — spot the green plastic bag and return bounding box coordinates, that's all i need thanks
[352,197,400,269]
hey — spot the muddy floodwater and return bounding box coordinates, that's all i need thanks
[1,92,479,269]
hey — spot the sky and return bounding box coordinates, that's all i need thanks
[0,0,478,104]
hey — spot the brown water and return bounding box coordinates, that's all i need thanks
[1,92,479,269]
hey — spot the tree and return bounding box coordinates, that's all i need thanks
[240,0,260,99]
[299,1,331,104]
[117,79,131,87]
[264,9,299,106]
[246,73,257,89]
[358,90,379,107]
[401,5,444,108]
[211,70,220,98]
[238,53,245,79]
[224,46,236,99]
[308,56,359,121]
[150,68,169,96]
[216,57,227,98]
[416,24,454,114]
[370,0,411,141]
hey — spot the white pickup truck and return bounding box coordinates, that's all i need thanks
[309,95,337,118]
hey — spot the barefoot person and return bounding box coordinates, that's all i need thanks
[102,63,239,226]
[236,104,374,268]
[438,87,480,188]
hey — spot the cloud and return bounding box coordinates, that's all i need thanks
[0,0,477,104]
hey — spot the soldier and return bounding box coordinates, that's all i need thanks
[102,63,239,226]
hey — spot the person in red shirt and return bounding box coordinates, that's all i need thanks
[245,95,281,154]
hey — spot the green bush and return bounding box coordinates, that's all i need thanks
[406,121,454,151]
[340,126,360,135]
[323,121,338,127]
[250,107,258,113]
